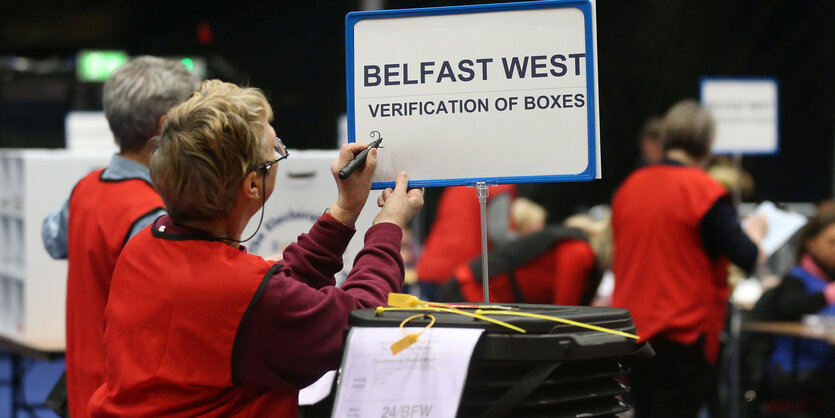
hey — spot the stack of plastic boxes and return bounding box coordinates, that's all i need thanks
[0,149,110,345]
[0,152,24,337]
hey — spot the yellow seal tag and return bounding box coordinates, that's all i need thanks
[390,333,420,355]
[390,313,436,355]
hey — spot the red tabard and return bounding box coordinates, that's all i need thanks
[417,185,517,284]
[456,240,596,305]
[66,169,163,417]
[611,165,729,363]
[89,225,296,417]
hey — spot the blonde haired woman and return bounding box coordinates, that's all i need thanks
[90,80,423,416]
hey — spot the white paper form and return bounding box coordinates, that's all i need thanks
[332,327,484,418]
[746,201,807,256]
[299,370,336,406]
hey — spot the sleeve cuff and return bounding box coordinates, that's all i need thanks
[321,210,356,229]
[364,222,403,246]
[303,212,357,255]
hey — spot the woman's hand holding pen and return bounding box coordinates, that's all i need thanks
[329,142,376,226]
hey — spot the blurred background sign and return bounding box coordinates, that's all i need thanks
[76,50,128,82]
[701,77,779,155]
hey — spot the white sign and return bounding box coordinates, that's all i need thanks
[700,77,779,155]
[242,150,379,285]
[347,0,600,189]
[332,327,483,418]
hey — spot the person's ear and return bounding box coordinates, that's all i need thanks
[154,114,167,137]
[241,171,262,200]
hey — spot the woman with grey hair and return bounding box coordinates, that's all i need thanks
[41,56,200,418]
[103,56,202,156]
[610,99,767,417]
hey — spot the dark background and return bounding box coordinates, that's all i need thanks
[2,0,833,227]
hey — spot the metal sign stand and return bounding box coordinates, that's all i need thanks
[476,182,490,303]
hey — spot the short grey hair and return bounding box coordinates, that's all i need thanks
[661,99,715,160]
[103,56,200,152]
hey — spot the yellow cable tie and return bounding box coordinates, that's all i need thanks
[391,313,436,355]
[377,306,526,334]
[388,292,479,310]
[478,310,639,340]
[387,292,513,331]
[380,295,636,339]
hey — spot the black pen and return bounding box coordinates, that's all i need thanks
[338,136,383,180]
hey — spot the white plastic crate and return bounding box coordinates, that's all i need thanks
[243,149,383,285]
[0,149,112,348]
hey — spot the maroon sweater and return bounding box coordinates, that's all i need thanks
[154,212,404,390]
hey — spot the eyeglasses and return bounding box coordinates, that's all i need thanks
[257,136,289,172]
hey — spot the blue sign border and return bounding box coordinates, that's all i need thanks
[699,76,780,156]
[346,0,598,189]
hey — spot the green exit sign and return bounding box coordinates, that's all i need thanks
[77,50,129,82]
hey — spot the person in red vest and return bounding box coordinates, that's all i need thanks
[416,184,517,300]
[438,200,608,305]
[41,56,199,418]
[438,225,601,306]
[88,79,424,416]
[611,99,767,418]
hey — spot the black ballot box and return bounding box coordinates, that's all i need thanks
[342,303,653,418]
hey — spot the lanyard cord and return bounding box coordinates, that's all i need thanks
[216,171,266,244]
